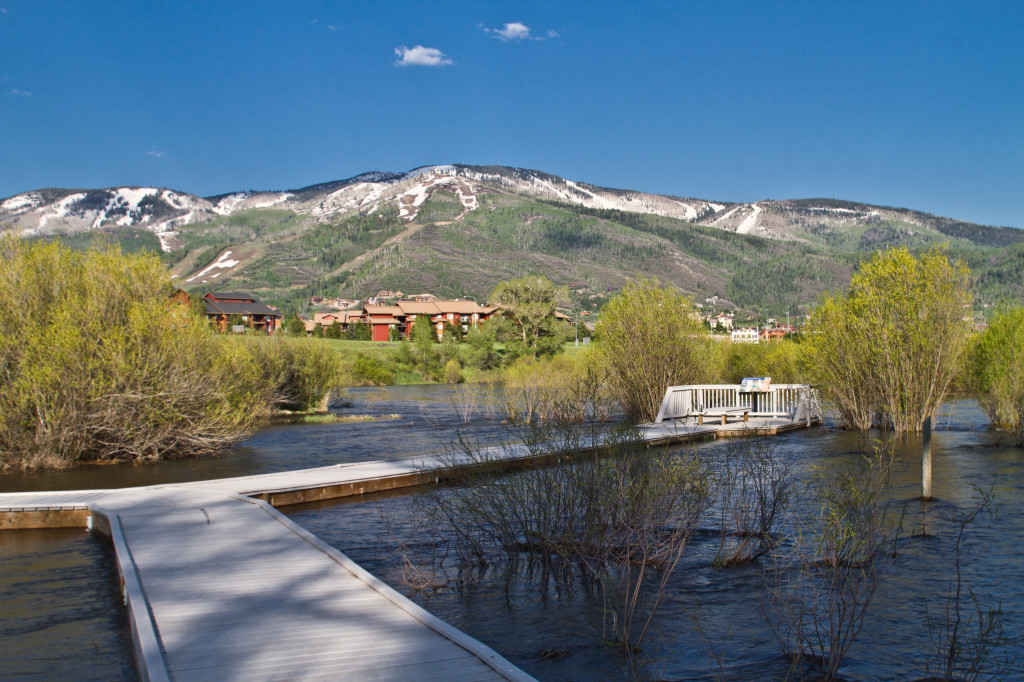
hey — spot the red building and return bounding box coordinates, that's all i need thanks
[203,292,282,333]
[362,300,499,341]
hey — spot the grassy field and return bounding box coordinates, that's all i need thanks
[282,336,594,385]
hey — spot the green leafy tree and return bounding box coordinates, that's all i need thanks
[412,314,438,367]
[972,305,1024,445]
[594,277,719,422]
[441,321,461,363]
[805,245,972,433]
[283,315,306,336]
[324,320,343,339]
[465,323,499,370]
[347,320,372,341]
[490,275,568,360]
[311,323,324,338]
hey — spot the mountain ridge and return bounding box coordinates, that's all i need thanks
[3,165,1022,316]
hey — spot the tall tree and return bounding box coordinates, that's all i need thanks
[594,277,718,421]
[412,314,437,366]
[489,276,568,360]
[805,245,972,433]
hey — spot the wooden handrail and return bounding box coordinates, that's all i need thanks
[654,384,817,423]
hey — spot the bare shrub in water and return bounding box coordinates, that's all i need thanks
[415,380,712,653]
[501,353,614,423]
[766,450,901,681]
[924,490,1013,681]
[712,433,794,567]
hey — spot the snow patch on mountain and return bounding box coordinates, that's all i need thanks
[186,250,240,283]
[212,192,293,215]
[711,205,742,225]
[735,203,761,234]
[0,192,44,215]
[39,193,87,228]
[395,171,480,221]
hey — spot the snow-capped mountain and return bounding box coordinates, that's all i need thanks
[0,166,730,250]
[1,165,1018,254]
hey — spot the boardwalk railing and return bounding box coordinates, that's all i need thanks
[653,384,820,424]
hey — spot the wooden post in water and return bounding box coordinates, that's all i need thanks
[922,416,933,501]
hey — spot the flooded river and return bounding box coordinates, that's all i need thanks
[1,388,1021,680]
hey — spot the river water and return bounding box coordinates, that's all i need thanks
[0,388,1021,680]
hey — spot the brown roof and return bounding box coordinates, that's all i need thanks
[367,315,400,325]
[204,299,281,318]
[313,311,363,325]
[395,301,441,315]
[364,305,404,316]
[434,300,483,315]
[206,292,256,302]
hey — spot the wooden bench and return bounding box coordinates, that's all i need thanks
[698,407,750,426]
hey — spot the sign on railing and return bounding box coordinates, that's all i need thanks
[739,377,771,392]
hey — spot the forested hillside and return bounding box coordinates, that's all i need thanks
[5,165,1021,317]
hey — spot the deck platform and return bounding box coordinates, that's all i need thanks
[0,412,817,681]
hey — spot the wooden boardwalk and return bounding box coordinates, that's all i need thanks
[0,413,816,681]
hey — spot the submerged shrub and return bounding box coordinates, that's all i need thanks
[0,238,268,469]
[972,306,1024,445]
[235,335,345,411]
[416,394,712,652]
[805,246,972,433]
[595,277,719,422]
[501,352,613,422]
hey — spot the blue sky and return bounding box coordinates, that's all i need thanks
[1,0,1022,227]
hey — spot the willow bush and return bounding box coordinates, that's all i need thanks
[804,246,972,433]
[972,306,1024,445]
[720,338,807,384]
[501,352,614,422]
[0,238,268,469]
[236,335,344,411]
[595,277,719,422]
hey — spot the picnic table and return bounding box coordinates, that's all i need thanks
[697,407,750,426]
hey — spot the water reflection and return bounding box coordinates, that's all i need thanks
[0,385,508,493]
[0,529,137,681]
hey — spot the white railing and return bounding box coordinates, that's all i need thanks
[653,384,819,424]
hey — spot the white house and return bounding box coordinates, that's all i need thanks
[731,327,759,343]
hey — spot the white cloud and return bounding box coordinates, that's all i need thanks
[5,88,30,96]
[484,22,559,42]
[489,21,531,41]
[146,150,166,158]
[327,24,338,31]
[394,45,453,67]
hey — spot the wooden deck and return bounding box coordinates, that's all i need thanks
[0,413,816,681]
